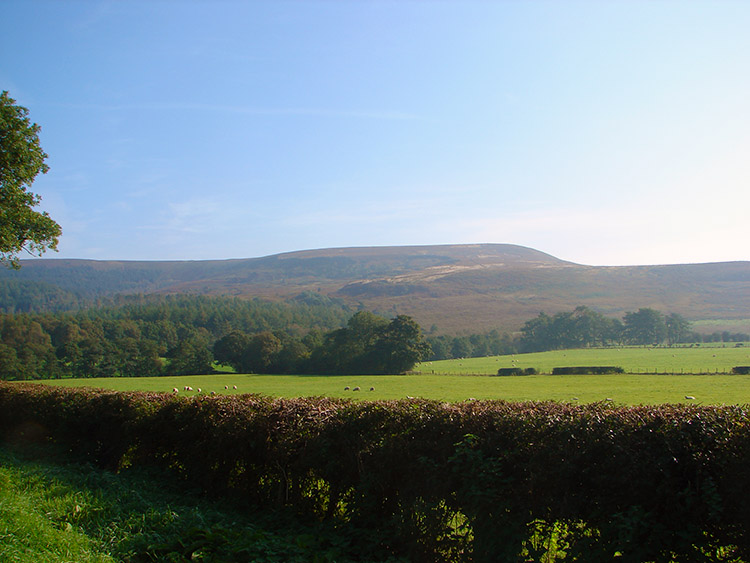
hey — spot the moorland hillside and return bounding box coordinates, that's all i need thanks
[1,244,749,333]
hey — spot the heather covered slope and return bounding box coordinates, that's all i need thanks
[1,244,749,333]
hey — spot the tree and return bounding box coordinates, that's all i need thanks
[665,313,691,346]
[370,315,431,374]
[240,331,282,373]
[0,91,61,268]
[623,308,667,346]
[167,338,212,376]
[213,330,252,372]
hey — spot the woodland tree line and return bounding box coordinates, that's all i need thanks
[0,294,430,380]
[426,306,748,360]
[0,293,747,380]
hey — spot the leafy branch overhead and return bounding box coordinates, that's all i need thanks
[0,91,61,268]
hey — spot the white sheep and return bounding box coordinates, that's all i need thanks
[233,385,237,390]
[369,387,374,391]
[353,387,360,391]
[344,386,350,390]
[173,388,178,393]
[685,395,696,400]
[224,385,228,390]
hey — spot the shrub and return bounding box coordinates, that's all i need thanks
[496,367,537,376]
[551,366,625,375]
[732,366,750,375]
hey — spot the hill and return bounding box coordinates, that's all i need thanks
[1,244,749,333]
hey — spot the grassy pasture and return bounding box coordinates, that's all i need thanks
[38,371,750,406]
[34,345,750,405]
[419,344,750,375]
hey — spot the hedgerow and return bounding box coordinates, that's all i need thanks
[496,367,537,376]
[2,382,750,562]
[551,366,625,375]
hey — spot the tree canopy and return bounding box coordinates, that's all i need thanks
[0,91,61,268]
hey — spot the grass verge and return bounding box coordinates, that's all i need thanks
[0,443,404,563]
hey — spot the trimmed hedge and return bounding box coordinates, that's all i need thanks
[732,366,750,375]
[551,366,625,375]
[496,367,538,376]
[2,382,750,562]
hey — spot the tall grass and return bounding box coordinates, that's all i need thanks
[0,444,403,563]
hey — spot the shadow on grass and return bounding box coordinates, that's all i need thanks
[0,441,405,563]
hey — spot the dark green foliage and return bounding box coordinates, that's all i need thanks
[496,367,537,376]
[704,330,750,343]
[551,366,625,375]
[213,311,430,375]
[0,279,86,313]
[4,382,750,561]
[305,312,430,375]
[520,306,625,352]
[213,330,251,372]
[624,308,668,346]
[0,91,62,269]
[166,337,212,376]
[241,331,283,373]
[0,293,352,380]
[665,312,692,346]
[520,306,698,353]
[427,329,517,361]
[732,366,750,375]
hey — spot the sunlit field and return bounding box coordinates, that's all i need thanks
[418,344,750,375]
[38,372,750,406]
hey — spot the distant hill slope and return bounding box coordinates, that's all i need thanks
[1,244,749,333]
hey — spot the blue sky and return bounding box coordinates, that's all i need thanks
[2,1,749,266]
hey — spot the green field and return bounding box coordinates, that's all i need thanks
[37,372,750,407]
[33,346,750,405]
[418,344,750,375]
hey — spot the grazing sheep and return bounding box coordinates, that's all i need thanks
[344,386,350,390]
[605,398,613,401]
[186,386,193,391]
[685,395,696,400]
[233,385,237,390]
[173,388,178,393]
[571,397,579,401]
[369,387,374,391]
[353,387,360,391]
[197,388,202,393]
[224,385,228,390]
[210,391,216,395]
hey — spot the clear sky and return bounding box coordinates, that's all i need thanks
[2,1,749,266]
